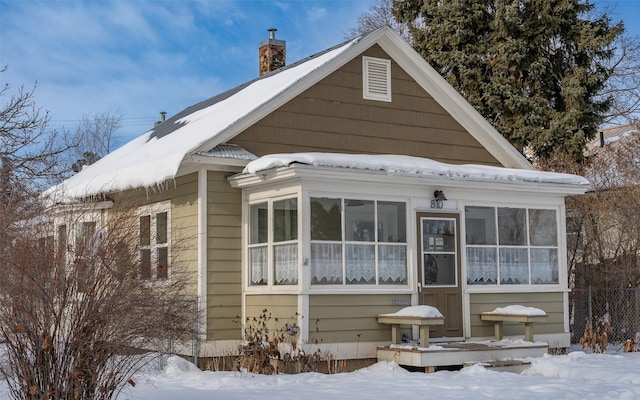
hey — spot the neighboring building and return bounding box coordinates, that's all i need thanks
[585,123,640,156]
[47,27,589,362]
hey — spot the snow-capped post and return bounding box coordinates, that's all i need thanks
[377,305,445,348]
[480,305,548,342]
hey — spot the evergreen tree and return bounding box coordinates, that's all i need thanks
[393,0,623,161]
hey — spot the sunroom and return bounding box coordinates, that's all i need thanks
[228,153,589,358]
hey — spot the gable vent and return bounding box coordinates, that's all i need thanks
[363,56,391,102]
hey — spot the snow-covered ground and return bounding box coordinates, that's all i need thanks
[3,347,639,399]
[117,349,640,399]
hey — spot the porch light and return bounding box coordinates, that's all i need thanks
[434,190,447,201]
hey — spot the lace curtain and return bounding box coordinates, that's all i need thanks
[311,243,342,284]
[466,247,497,284]
[274,243,298,285]
[499,247,529,284]
[346,244,375,284]
[378,244,407,284]
[249,246,267,285]
[530,248,558,284]
[467,247,559,285]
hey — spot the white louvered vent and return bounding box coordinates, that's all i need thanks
[363,56,391,102]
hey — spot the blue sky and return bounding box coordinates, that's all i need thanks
[0,0,638,147]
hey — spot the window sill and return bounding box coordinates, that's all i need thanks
[465,285,568,294]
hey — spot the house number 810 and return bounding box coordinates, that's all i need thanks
[431,200,444,209]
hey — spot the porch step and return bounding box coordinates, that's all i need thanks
[377,341,547,372]
[463,359,532,373]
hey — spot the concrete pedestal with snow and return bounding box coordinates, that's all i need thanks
[376,305,548,372]
[480,305,548,342]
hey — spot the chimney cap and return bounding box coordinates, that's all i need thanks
[259,28,285,48]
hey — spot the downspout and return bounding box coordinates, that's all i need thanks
[197,167,208,357]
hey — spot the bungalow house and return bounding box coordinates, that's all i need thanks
[48,26,589,365]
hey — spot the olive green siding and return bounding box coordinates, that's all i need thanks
[308,294,412,343]
[108,173,199,293]
[231,45,500,167]
[170,173,199,289]
[245,295,299,336]
[206,171,242,340]
[469,292,565,338]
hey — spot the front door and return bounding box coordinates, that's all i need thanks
[417,212,463,339]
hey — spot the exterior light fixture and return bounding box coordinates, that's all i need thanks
[434,190,447,201]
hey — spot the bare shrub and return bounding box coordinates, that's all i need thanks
[0,200,195,399]
[235,309,338,375]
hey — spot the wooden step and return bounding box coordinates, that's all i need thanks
[464,359,531,373]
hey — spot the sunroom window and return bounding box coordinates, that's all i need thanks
[465,206,558,285]
[248,198,299,286]
[310,198,407,286]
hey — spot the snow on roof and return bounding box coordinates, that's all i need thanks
[379,305,444,319]
[46,39,358,199]
[485,305,547,317]
[243,153,590,186]
[586,123,640,154]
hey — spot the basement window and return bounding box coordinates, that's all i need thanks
[363,56,391,102]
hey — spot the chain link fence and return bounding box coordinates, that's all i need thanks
[570,287,640,344]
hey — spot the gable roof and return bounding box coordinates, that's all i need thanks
[585,123,640,155]
[49,26,532,200]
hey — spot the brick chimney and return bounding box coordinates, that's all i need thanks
[259,28,286,76]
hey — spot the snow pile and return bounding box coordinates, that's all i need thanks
[526,351,640,384]
[604,128,639,145]
[243,153,590,186]
[3,345,640,399]
[485,305,547,316]
[379,305,444,319]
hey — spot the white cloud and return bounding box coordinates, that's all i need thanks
[306,6,327,21]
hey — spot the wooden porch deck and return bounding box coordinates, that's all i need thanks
[377,340,548,373]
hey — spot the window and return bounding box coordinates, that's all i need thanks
[74,221,96,291]
[465,206,559,285]
[363,56,391,102]
[310,198,407,286]
[57,224,67,266]
[248,198,298,286]
[139,202,170,281]
[75,221,96,257]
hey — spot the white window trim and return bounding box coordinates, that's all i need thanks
[309,196,409,288]
[246,195,301,290]
[138,200,172,282]
[363,56,392,102]
[463,205,562,287]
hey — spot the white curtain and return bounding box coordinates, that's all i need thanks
[346,244,375,284]
[249,246,267,285]
[530,248,558,284]
[311,243,342,284]
[499,247,529,284]
[466,247,497,284]
[274,243,298,285]
[378,244,407,284]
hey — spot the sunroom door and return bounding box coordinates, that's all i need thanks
[417,212,463,339]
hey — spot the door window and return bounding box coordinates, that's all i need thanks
[421,218,457,286]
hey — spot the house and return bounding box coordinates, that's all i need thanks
[47,26,589,366]
[567,122,640,345]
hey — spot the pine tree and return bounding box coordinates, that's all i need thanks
[393,0,623,161]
